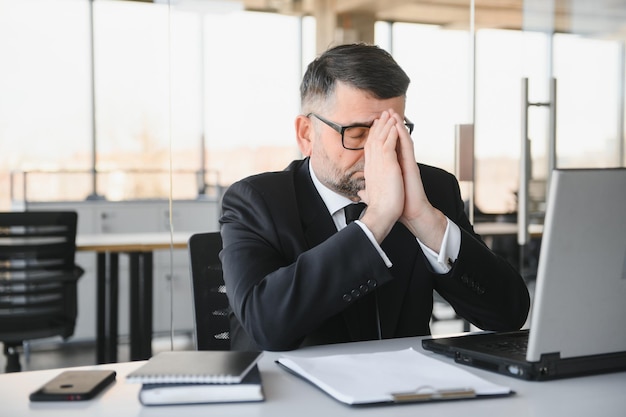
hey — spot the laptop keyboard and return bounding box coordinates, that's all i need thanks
[480,334,529,356]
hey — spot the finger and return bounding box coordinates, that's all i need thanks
[365,112,399,156]
[368,112,383,138]
[357,189,369,204]
[388,113,415,163]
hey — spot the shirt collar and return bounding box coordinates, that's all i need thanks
[308,160,354,217]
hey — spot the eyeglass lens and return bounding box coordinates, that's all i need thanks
[342,123,413,150]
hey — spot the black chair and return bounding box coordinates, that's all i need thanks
[188,232,230,350]
[0,211,84,372]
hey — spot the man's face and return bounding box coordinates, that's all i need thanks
[308,82,406,200]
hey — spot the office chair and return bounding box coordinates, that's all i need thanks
[0,211,84,372]
[188,232,230,350]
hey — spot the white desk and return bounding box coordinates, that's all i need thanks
[76,232,192,253]
[473,222,543,238]
[76,232,192,364]
[2,337,625,417]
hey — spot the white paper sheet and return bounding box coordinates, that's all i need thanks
[277,348,511,405]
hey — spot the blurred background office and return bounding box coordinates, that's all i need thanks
[1,0,625,370]
[3,0,625,212]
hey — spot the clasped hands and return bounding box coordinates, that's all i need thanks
[358,110,447,252]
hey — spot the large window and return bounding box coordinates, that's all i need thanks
[387,22,470,175]
[0,0,91,207]
[473,29,550,214]
[554,34,623,169]
[1,0,311,208]
[200,11,310,186]
[385,23,625,214]
[2,0,624,215]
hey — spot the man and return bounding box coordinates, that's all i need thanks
[219,43,530,351]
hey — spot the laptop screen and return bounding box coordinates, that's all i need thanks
[526,168,626,361]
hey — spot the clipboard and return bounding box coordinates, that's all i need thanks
[276,348,513,406]
[391,386,476,402]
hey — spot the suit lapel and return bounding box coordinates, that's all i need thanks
[291,160,365,340]
[292,159,338,248]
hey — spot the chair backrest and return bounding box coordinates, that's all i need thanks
[0,211,84,343]
[188,232,230,350]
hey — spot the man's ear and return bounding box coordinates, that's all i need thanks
[295,114,313,156]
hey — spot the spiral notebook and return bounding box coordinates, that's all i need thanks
[138,365,264,405]
[127,351,262,384]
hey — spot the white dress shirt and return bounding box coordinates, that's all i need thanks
[308,161,460,274]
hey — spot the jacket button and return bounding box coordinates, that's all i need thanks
[367,279,377,288]
[359,284,369,293]
[351,289,361,298]
[342,294,352,302]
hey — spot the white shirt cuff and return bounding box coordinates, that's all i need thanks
[354,220,393,268]
[351,218,461,272]
[417,217,461,274]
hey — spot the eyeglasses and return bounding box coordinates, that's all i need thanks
[307,113,415,151]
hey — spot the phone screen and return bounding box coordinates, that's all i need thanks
[29,370,116,401]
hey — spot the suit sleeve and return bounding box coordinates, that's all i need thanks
[425,167,531,331]
[219,179,394,351]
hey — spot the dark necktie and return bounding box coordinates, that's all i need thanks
[344,202,366,224]
[343,201,378,340]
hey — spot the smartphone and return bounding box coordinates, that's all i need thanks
[29,370,116,401]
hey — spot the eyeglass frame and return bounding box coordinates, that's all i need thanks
[306,112,415,150]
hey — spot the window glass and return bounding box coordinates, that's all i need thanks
[0,1,311,207]
[390,23,470,174]
[553,34,623,168]
[474,29,549,213]
[0,0,90,207]
[2,1,623,214]
[201,11,307,187]
[94,0,176,200]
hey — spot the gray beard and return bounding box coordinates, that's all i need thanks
[330,175,364,200]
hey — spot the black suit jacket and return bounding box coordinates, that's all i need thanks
[219,158,530,351]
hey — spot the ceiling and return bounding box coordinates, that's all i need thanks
[237,0,626,38]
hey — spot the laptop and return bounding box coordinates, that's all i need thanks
[422,168,626,381]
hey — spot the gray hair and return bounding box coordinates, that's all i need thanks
[300,43,410,113]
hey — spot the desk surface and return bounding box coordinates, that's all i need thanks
[473,222,543,237]
[74,223,541,252]
[2,336,624,417]
[76,222,543,252]
[76,232,192,252]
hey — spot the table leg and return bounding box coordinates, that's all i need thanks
[96,252,119,364]
[108,253,119,362]
[96,252,105,364]
[129,252,153,361]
